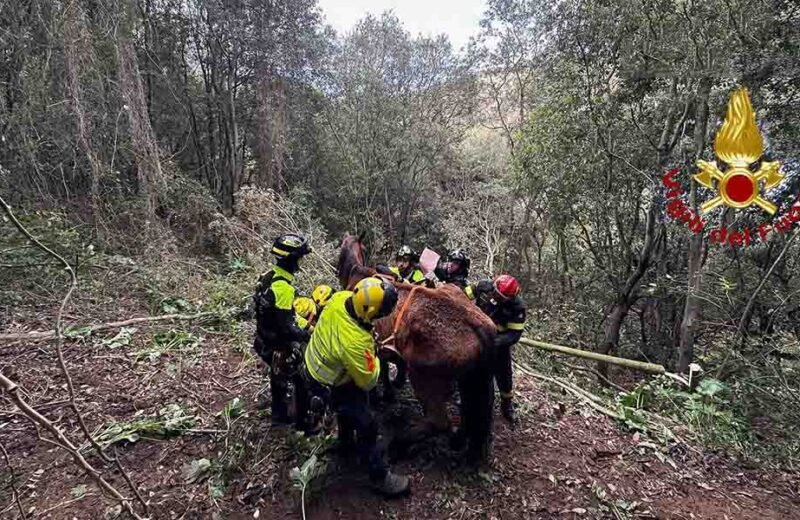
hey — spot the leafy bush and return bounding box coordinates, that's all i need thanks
[620,376,755,456]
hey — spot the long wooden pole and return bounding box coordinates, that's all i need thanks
[519,338,667,375]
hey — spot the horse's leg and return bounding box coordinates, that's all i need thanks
[458,361,495,465]
[406,371,453,440]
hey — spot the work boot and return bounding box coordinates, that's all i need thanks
[372,471,411,498]
[500,397,516,425]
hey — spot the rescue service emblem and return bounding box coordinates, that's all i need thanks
[662,87,799,247]
[693,88,783,215]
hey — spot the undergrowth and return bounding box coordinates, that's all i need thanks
[91,403,198,450]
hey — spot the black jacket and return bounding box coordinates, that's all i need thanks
[467,280,526,348]
[253,267,310,347]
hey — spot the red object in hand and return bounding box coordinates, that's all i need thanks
[494,274,520,299]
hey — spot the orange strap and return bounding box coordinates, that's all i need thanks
[392,285,420,336]
[379,285,421,350]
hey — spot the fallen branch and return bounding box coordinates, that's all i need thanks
[514,361,625,421]
[515,362,694,450]
[559,360,628,393]
[113,447,149,514]
[1,195,147,518]
[0,440,27,519]
[0,374,145,520]
[0,312,217,344]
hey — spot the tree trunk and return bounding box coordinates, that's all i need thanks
[677,79,711,373]
[222,60,239,214]
[255,73,287,192]
[64,2,103,204]
[599,299,629,372]
[116,4,164,217]
[597,199,658,379]
[595,80,686,381]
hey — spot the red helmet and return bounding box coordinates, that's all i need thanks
[494,274,520,300]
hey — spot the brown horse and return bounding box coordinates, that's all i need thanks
[337,234,497,461]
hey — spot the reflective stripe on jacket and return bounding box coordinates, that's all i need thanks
[467,279,527,342]
[389,265,426,284]
[253,265,308,346]
[304,291,380,390]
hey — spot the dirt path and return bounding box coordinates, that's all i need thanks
[1,324,799,519]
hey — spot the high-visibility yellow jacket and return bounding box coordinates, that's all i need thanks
[304,291,380,390]
[253,265,309,346]
[389,265,425,284]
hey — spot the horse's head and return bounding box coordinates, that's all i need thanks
[337,232,371,289]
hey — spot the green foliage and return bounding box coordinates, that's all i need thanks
[620,376,755,455]
[92,404,197,449]
[101,327,137,349]
[219,397,245,419]
[226,257,249,274]
[289,441,333,520]
[159,296,194,315]
[134,329,203,364]
[184,458,212,484]
[64,325,97,339]
[203,273,252,314]
[70,484,87,499]
[289,454,324,491]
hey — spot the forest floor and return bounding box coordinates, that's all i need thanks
[1,257,799,520]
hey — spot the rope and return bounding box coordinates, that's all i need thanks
[380,285,421,351]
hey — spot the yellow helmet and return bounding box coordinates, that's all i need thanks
[312,284,334,307]
[351,277,398,323]
[293,297,317,321]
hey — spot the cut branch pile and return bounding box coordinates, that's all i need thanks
[1,194,149,518]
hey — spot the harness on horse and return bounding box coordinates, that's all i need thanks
[379,285,422,356]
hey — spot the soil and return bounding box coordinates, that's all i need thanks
[2,271,799,520]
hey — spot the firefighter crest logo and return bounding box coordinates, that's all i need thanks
[693,88,784,214]
[662,88,799,247]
